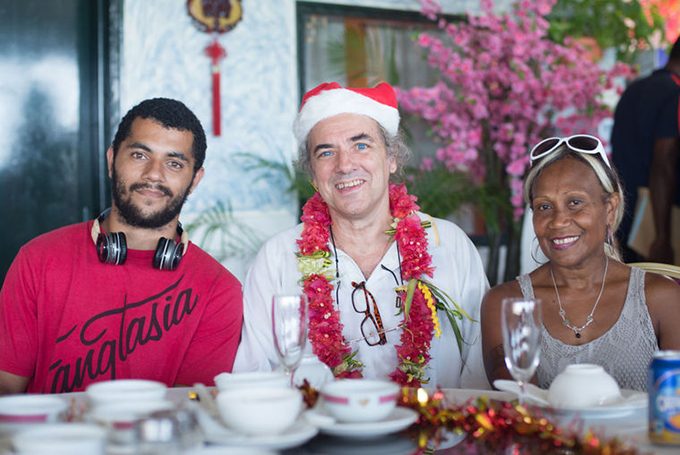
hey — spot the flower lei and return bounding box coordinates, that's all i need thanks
[296,183,471,387]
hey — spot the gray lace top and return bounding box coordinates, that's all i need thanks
[517,267,657,391]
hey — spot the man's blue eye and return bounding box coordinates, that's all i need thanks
[357,144,366,150]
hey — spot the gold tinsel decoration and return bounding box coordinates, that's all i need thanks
[299,382,648,454]
[397,387,647,455]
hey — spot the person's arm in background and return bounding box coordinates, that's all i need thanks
[648,137,679,263]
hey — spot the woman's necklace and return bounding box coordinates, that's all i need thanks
[549,256,609,339]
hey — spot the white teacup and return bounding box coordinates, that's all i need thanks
[0,394,68,426]
[548,364,621,408]
[12,423,106,455]
[86,379,167,408]
[215,386,302,435]
[214,371,289,392]
[89,399,175,445]
[320,379,399,423]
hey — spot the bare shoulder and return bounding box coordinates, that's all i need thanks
[644,271,680,312]
[642,271,680,349]
[482,280,524,312]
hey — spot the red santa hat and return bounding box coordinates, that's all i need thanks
[293,82,400,145]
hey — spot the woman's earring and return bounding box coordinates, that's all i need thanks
[309,181,319,192]
[530,236,543,264]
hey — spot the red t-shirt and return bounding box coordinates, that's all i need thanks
[0,221,243,393]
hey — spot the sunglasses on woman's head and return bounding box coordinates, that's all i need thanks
[529,134,611,168]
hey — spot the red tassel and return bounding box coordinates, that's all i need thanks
[205,37,227,136]
[212,67,221,136]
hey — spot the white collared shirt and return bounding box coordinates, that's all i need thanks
[233,212,490,389]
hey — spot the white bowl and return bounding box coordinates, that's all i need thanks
[320,379,399,423]
[0,394,68,425]
[214,371,289,392]
[89,399,175,444]
[86,379,167,408]
[548,364,621,408]
[12,423,106,455]
[215,386,302,435]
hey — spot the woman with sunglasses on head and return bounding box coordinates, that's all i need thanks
[481,135,680,391]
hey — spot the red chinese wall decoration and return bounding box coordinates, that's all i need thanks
[187,0,243,136]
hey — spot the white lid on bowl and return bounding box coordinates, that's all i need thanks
[86,379,167,405]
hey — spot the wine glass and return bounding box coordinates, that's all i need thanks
[271,294,308,384]
[501,297,541,405]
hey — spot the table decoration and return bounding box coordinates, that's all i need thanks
[398,387,646,454]
[187,0,243,136]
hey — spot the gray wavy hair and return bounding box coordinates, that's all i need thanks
[295,120,412,181]
[523,144,625,261]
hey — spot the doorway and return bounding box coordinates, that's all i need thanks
[0,0,119,282]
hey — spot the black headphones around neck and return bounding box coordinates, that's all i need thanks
[90,208,188,271]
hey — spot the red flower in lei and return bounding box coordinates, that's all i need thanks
[297,183,436,386]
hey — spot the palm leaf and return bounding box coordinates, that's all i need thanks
[184,201,263,262]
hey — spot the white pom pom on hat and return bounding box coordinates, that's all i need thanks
[293,82,400,145]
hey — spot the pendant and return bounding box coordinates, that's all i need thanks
[575,333,581,339]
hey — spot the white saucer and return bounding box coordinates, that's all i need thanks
[493,380,647,419]
[106,444,136,455]
[539,390,647,419]
[305,406,419,438]
[202,420,318,450]
[303,433,417,455]
[429,429,466,450]
[186,447,277,455]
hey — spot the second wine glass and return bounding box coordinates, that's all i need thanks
[271,294,308,384]
[501,297,541,406]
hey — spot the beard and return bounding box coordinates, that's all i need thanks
[111,166,193,229]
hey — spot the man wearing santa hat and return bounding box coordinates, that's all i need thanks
[234,82,489,389]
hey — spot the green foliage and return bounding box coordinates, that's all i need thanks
[235,151,316,203]
[548,0,665,62]
[183,201,263,262]
[402,163,512,237]
[402,165,474,219]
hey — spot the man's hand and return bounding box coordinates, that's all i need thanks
[0,370,30,395]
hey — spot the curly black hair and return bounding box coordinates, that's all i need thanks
[111,98,207,173]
